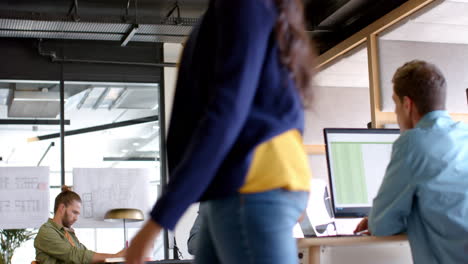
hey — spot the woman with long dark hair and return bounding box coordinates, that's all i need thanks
[127,0,315,263]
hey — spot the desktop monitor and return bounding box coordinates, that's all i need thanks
[324,128,400,218]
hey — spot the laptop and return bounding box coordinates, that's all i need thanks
[298,128,400,237]
[297,185,363,238]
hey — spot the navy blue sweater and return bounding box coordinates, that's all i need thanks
[151,0,306,230]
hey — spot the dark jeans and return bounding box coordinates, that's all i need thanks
[195,189,308,264]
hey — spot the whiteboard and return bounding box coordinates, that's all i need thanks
[73,168,155,228]
[0,166,50,229]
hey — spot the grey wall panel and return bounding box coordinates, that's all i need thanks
[379,40,468,113]
[304,86,371,145]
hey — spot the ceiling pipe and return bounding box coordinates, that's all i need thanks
[27,115,158,142]
[0,119,70,125]
[50,57,177,68]
[37,39,177,67]
[37,142,55,166]
[318,0,374,28]
[67,0,80,22]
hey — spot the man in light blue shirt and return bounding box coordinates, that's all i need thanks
[355,60,468,264]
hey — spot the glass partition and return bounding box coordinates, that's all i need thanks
[2,79,164,263]
[0,80,61,263]
[62,81,162,258]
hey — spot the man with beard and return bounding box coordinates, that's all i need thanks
[34,186,126,264]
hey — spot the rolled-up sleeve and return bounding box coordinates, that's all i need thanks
[35,228,94,264]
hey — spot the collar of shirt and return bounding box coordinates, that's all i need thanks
[416,110,450,128]
[47,218,76,233]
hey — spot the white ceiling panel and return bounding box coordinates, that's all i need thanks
[381,21,468,44]
[414,1,468,26]
[381,0,468,44]
[0,89,9,105]
[0,105,7,118]
[447,0,468,3]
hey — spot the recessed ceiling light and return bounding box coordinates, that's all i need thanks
[121,149,129,153]
[133,142,140,146]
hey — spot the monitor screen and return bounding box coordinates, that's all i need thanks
[324,128,400,218]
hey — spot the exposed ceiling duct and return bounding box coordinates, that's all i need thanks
[75,86,159,110]
[8,90,65,118]
[0,17,196,44]
[3,81,160,119]
[0,0,206,44]
[306,0,409,53]
[317,0,373,28]
[0,0,411,52]
[0,88,9,105]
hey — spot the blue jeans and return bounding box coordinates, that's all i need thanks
[195,189,308,264]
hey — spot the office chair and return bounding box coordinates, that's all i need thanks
[31,261,39,264]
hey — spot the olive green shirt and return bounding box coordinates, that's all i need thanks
[34,219,94,264]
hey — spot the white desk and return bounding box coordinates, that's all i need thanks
[298,235,408,264]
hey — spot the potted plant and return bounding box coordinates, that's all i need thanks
[0,229,36,264]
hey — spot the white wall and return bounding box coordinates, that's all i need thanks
[379,40,468,113]
[304,86,371,145]
[163,43,183,133]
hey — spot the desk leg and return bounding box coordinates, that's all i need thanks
[309,246,320,264]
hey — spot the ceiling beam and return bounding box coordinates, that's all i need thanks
[317,0,436,69]
[28,115,158,142]
[0,119,70,125]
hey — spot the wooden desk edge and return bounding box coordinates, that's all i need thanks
[297,234,408,247]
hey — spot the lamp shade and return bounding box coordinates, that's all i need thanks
[104,208,144,222]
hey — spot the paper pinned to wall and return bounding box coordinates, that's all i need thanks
[73,168,155,228]
[0,166,50,229]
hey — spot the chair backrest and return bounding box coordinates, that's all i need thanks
[31,261,39,264]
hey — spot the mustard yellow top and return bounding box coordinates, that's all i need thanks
[239,129,312,193]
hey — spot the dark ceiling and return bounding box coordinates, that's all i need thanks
[0,0,409,54]
[305,0,408,53]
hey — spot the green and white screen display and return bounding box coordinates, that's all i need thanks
[325,129,399,216]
